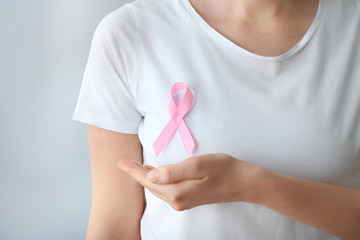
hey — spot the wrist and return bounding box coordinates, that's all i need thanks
[234,160,277,205]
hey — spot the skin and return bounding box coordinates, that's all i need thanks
[89,0,360,239]
[86,125,144,240]
[189,0,319,57]
[118,154,360,240]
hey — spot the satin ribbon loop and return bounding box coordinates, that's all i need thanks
[153,82,196,157]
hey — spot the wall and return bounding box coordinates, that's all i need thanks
[0,0,132,239]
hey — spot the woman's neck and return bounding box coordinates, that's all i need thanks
[191,0,313,23]
[187,0,320,57]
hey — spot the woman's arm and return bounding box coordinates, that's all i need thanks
[261,171,360,240]
[118,153,360,240]
[87,125,144,240]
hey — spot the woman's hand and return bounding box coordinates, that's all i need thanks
[117,153,267,211]
[118,153,360,239]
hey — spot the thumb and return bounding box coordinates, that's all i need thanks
[147,158,201,184]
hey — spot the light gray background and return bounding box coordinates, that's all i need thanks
[0,0,132,239]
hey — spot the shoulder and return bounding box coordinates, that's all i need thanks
[94,3,137,39]
[321,0,360,39]
[325,0,360,17]
[94,0,173,39]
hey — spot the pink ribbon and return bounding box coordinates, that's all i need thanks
[153,82,196,157]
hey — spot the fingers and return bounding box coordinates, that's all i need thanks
[144,165,155,171]
[117,157,205,185]
[117,160,165,191]
[117,159,207,211]
[117,160,149,185]
[117,160,181,202]
[147,156,204,184]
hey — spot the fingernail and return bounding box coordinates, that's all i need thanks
[147,170,158,183]
[117,161,126,170]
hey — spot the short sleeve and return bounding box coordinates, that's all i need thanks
[72,3,142,134]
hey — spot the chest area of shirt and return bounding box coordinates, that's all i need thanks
[134,40,360,185]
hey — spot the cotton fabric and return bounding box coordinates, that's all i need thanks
[73,0,360,239]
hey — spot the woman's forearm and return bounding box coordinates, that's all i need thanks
[118,153,360,239]
[255,168,360,240]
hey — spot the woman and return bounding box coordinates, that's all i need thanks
[73,0,360,239]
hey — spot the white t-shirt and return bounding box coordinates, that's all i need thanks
[73,0,360,239]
